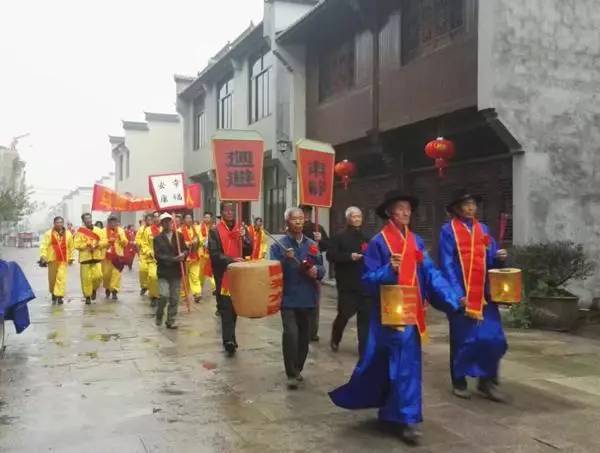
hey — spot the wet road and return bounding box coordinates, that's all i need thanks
[2,247,600,452]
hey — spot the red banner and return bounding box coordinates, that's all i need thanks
[297,139,335,208]
[213,131,264,201]
[92,184,201,212]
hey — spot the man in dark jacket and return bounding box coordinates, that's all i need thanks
[208,201,252,356]
[327,206,371,356]
[153,213,188,329]
[300,204,329,342]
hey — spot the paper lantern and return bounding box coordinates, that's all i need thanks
[227,260,283,318]
[488,268,522,304]
[380,285,419,326]
[334,159,356,190]
[425,137,455,177]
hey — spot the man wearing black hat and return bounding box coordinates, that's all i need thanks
[300,204,329,342]
[438,191,509,402]
[329,190,461,445]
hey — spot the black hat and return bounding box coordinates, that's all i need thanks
[375,190,419,219]
[445,190,483,214]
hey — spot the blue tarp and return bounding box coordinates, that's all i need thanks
[0,259,36,333]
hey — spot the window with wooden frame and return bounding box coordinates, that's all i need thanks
[217,77,234,130]
[402,0,466,64]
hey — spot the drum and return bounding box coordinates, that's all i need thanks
[380,285,419,327]
[227,260,283,318]
[488,268,522,304]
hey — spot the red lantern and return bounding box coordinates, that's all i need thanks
[334,159,356,190]
[425,137,455,177]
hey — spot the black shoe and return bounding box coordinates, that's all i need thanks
[111,291,118,301]
[477,380,507,403]
[215,309,220,317]
[165,322,178,330]
[85,297,92,305]
[150,298,158,308]
[105,289,111,298]
[400,424,422,445]
[330,340,339,352]
[311,335,320,343]
[212,290,217,296]
[194,295,202,304]
[91,290,97,301]
[287,376,299,390]
[51,295,57,304]
[56,297,64,305]
[140,288,147,296]
[224,341,237,357]
[155,316,162,327]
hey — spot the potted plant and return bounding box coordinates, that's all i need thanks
[510,241,595,331]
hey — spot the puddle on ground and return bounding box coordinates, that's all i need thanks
[86,333,121,342]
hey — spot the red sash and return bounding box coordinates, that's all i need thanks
[218,222,242,293]
[106,228,125,271]
[77,227,100,242]
[150,224,161,237]
[181,225,199,261]
[51,230,68,263]
[380,222,428,340]
[248,226,263,260]
[450,218,487,320]
[201,222,208,238]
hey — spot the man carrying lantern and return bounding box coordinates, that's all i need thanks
[208,202,252,357]
[247,217,268,260]
[270,207,325,390]
[438,191,508,402]
[180,213,204,303]
[39,216,75,305]
[74,213,107,304]
[102,215,128,300]
[135,214,152,296]
[329,190,460,445]
[327,206,371,357]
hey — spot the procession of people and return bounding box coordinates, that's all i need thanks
[38,188,510,445]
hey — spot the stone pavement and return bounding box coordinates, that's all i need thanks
[1,247,600,452]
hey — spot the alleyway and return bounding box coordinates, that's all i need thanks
[2,247,600,452]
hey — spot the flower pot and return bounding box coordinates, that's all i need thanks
[529,294,580,331]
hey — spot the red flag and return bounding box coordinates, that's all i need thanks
[91,185,155,212]
[213,130,264,201]
[185,184,202,209]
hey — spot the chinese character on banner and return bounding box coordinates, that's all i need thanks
[213,130,264,201]
[297,139,335,208]
[149,173,186,210]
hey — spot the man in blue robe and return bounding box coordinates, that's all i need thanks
[438,191,508,402]
[329,191,460,444]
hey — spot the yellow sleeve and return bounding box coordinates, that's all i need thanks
[97,228,108,249]
[40,231,50,261]
[118,228,128,247]
[260,235,268,259]
[135,227,145,248]
[74,232,86,251]
[67,232,75,260]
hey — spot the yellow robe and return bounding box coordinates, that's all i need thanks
[179,224,207,297]
[140,225,161,298]
[74,226,107,298]
[135,226,149,290]
[40,229,74,297]
[102,227,128,292]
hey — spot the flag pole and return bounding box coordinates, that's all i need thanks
[173,212,192,313]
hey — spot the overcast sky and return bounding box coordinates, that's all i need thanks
[0,0,263,222]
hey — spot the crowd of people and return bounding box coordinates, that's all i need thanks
[38,189,509,445]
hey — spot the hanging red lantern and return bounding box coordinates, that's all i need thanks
[425,137,455,177]
[334,159,356,190]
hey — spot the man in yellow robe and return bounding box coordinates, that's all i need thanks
[179,213,205,303]
[136,214,152,296]
[248,217,268,260]
[102,215,128,300]
[141,211,161,307]
[199,212,216,294]
[39,216,74,305]
[74,213,107,304]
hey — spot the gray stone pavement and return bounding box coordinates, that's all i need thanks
[1,247,600,452]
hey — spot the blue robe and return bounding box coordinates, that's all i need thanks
[0,260,35,333]
[329,231,460,425]
[438,220,508,381]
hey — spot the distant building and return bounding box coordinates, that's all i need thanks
[0,144,26,194]
[110,112,183,226]
[176,0,319,233]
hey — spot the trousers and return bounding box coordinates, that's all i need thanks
[282,308,314,378]
[331,290,371,356]
[102,260,121,292]
[48,261,67,297]
[157,277,181,324]
[138,257,148,290]
[80,262,102,297]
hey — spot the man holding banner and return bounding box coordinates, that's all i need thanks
[102,216,128,300]
[74,213,107,304]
